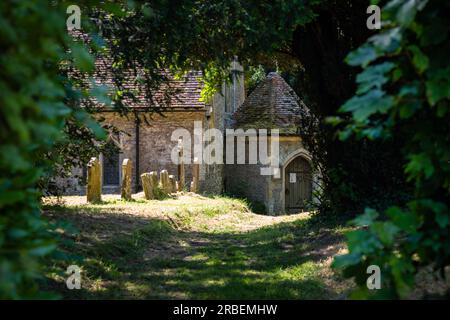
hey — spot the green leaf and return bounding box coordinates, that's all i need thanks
[332,252,362,269]
[392,68,403,81]
[28,243,57,257]
[398,83,419,97]
[405,153,434,179]
[70,43,94,73]
[390,255,415,298]
[362,125,384,140]
[352,208,379,227]
[396,0,419,27]
[346,229,383,254]
[356,62,395,94]
[417,200,450,228]
[386,206,421,233]
[37,101,71,118]
[399,101,420,119]
[408,45,429,74]
[370,221,399,245]
[369,27,402,53]
[325,116,343,126]
[101,2,127,17]
[8,229,29,239]
[346,45,378,67]
[435,211,449,228]
[0,191,26,207]
[73,110,107,140]
[341,89,394,122]
[426,67,450,106]
[85,118,107,140]
[90,83,112,106]
[338,128,353,141]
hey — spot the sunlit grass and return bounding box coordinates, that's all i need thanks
[42,193,351,299]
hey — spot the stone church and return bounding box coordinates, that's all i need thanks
[60,61,316,215]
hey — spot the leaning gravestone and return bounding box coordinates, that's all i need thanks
[141,171,158,200]
[87,157,101,203]
[121,158,132,200]
[160,170,171,194]
[141,173,151,199]
[150,171,158,190]
[168,175,177,193]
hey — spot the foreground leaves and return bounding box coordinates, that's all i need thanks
[333,0,450,298]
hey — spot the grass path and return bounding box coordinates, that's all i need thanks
[42,193,352,299]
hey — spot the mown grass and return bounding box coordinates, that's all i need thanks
[42,194,351,299]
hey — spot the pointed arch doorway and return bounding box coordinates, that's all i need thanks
[284,155,312,212]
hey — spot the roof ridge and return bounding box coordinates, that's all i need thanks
[232,72,308,132]
[269,73,277,126]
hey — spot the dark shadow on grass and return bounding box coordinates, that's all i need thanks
[42,205,348,300]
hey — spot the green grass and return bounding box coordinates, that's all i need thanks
[42,195,351,299]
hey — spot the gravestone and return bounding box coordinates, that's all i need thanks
[191,157,199,193]
[178,141,185,191]
[168,175,177,193]
[141,171,158,200]
[160,170,171,194]
[87,157,101,203]
[141,173,152,199]
[121,158,132,200]
[150,171,158,188]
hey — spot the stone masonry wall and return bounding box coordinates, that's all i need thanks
[225,136,307,215]
[199,61,245,195]
[57,111,206,194]
[107,111,207,192]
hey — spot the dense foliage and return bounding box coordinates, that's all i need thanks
[0,0,109,298]
[333,0,450,298]
[287,0,412,217]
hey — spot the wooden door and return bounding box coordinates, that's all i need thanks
[285,156,312,211]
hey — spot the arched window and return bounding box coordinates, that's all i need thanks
[102,140,121,186]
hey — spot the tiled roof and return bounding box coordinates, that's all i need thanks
[68,30,206,111]
[232,72,309,132]
[93,60,207,110]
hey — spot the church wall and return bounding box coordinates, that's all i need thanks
[106,111,206,192]
[56,111,206,194]
[198,86,226,194]
[199,61,245,195]
[225,136,306,215]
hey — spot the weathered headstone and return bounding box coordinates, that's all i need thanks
[150,171,158,188]
[141,173,151,199]
[86,157,101,203]
[168,175,177,193]
[178,140,185,191]
[160,170,171,194]
[141,171,158,200]
[191,157,200,193]
[121,158,132,200]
